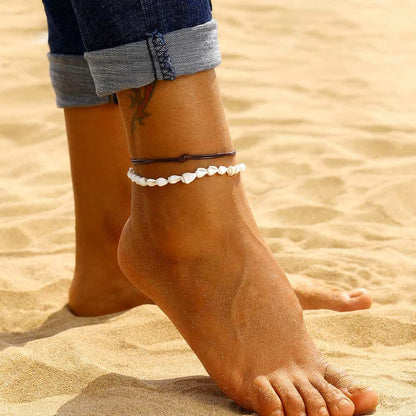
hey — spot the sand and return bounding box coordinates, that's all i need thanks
[1,0,415,414]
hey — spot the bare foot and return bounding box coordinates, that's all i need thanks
[68,255,371,317]
[68,245,371,316]
[68,240,152,317]
[289,275,372,312]
[63,103,154,317]
[117,172,379,416]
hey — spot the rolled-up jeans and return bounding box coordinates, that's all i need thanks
[42,0,221,108]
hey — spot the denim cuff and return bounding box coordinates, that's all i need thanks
[47,53,112,108]
[84,19,221,97]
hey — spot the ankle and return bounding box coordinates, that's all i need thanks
[75,208,128,249]
[117,214,250,305]
[122,214,262,282]
[128,177,249,255]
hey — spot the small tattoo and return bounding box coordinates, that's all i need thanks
[129,81,156,136]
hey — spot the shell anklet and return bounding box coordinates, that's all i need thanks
[127,163,246,187]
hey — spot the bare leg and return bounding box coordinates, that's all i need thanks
[64,102,372,316]
[64,103,151,316]
[116,71,379,416]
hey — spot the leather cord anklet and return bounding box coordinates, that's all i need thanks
[130,150,236,165]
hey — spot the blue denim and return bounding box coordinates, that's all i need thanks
[42,0,221,107]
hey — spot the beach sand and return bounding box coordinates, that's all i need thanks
[1,0,415,414]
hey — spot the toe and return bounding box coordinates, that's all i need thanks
[270,377,307,416]
[344,289,372,311]
[312,378,354,416]
[332,289,372,313]
[324,367,379,415]
[291,275,372,312]
[342,387,379,416]
[295,379,329,416]
[251,376,284,416]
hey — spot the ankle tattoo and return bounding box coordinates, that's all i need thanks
[128,81,157,134]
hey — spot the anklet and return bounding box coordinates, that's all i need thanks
[127,163,246,187]
[130,150,236,165]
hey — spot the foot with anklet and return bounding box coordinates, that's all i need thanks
[112,71,378,416]
[64,105,372,318]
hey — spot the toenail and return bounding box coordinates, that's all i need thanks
[271,411,284,416]
[337,398,352,408]
[351,288,366,296]
[318,406,329,416]
[345,386,371,394]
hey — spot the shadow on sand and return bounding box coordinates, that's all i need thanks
[0,305,119,352]
[56,373,254,416]
[1,307,254,415]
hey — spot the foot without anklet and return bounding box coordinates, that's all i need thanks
[127,163,246,187]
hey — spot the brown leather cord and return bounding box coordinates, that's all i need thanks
[130,150,236,165]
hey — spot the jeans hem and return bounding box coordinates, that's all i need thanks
[84,19,221,97]
[48,53,111,108]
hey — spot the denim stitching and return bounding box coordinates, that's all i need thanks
[149,31,176,81]
[145,30,158,79]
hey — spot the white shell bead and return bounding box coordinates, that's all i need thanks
[137,177,146,186]
[195,168,208,178]
[168,175,182,184]
[207,166,218,176]
[128,163,246,187]
[218,166,228,175]
[181,172,197,184]
[227,166,236,176]
[156,177,168,187]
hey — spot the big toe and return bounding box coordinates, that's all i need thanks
[251,376,285,416]
[343,387,379,416]
[344,289,372,311]
[329,289,372,312]
[325,367,379,415]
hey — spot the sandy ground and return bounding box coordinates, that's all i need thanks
[1,0,416,415]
